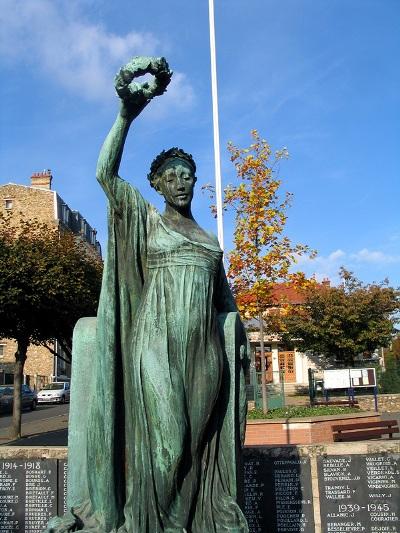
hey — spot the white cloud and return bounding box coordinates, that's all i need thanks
[293,246,400,285]
[389,233,400,242]
[350,248,400,264]
[327,249,346,261]
[294,249,346,284]
[145,72,195,119]
[0,0,195,108]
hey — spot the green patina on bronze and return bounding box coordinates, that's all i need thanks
[46,57,249,533]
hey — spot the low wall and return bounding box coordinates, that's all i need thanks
[358,392,400,412]
[245,411,381,445]
[1,441,399,533]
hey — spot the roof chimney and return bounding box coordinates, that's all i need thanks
[30,170,53,190]
[321,278,331,287]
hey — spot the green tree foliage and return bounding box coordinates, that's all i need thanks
[378,355,400,394]
[378,337,400,393]
[283,268,400,367]
[0,213,102,438]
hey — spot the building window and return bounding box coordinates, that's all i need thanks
[4,199,13,209]
[62,204,71,226]
[0,345,5,357]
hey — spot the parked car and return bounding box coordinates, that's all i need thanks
[0,384,38,413]
[37,382,70,404]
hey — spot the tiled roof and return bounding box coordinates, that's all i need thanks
[270,284,306,304]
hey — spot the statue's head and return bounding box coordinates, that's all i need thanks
[148,148,197,210]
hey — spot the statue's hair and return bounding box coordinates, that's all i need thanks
[148,148,196,189]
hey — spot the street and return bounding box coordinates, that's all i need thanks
[0,403,69,446]
[0,403,69,429]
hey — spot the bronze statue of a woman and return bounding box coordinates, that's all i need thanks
[47,57,249,533]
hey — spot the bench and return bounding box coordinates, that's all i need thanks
[332,420,399,442]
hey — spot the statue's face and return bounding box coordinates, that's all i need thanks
[158,158,196,209]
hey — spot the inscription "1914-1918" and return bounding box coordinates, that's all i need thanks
[0,459,67,533]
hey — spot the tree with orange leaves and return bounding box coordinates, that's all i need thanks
[208,130,316,411]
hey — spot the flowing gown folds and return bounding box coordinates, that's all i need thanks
[47,177,249,533]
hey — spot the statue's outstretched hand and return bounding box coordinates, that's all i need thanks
[115,56,172,119]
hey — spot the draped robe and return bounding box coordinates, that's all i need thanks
[46,177,249,533]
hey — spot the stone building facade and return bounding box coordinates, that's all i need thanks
[0,170,101,389]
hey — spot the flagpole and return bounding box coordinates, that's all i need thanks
[208,0,224,251]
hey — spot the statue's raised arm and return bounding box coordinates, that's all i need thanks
[45,54,249,533]
[96,56,172,195]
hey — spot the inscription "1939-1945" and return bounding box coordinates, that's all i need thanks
[318,454,400,533]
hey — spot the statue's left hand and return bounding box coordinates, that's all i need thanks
[115,56,173,118]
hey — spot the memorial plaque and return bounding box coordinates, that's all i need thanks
[2,450,398,533]
[0,459,57,533]
[318,453,400,533]
[57,460,68,516]
[244,449,315,533]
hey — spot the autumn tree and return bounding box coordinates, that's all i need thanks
[283,268,400,367]
[207,130,315,411]
[0,213,102,439]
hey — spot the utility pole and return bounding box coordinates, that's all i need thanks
[208,0,224,250]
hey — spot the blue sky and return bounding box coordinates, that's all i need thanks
[1,0,399,286]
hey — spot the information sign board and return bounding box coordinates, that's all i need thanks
[323,368,376,390]
[349,368,376,388]
[323,369,351,390]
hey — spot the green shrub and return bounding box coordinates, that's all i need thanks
[378,356,400,394]
[247,405,360,420]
